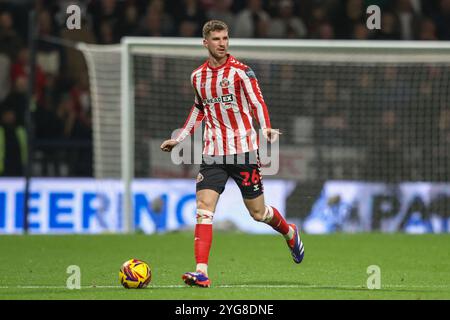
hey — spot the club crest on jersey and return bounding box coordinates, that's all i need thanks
[219,78,230,88]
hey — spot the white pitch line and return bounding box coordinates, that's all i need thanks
[0,284,448,289]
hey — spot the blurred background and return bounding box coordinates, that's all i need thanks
[0,0,449,234]
[0,0,449,176]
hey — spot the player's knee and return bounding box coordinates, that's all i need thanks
[197,198,215,212]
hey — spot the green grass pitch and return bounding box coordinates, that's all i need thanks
[0,232,449,300]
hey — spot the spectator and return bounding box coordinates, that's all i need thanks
[414,76,440,180]
[394,0,421,40]
[206,0,235,30]
[172,0,207,36]
[303,2,332,38]
[433,0,450,40]
[352,23,369,39]
[138,0,175,37]
[254,13,270,38]
[233,0,271,38]
[11,47,47,108]
[316,22,335,39]
[0,108,26,177]
[116,2,141,39]
[37,10,62,77]
[69,76,91,138]
[349,72,375,148]
[55,94,77,139]
[179,20,199,37]
[365,109,408,182]
[1,75,27,126]
[379,66,411,109]
[98,21,115,44]
[87,0,121,42]
[417,17,438,40]
[268,0,307,39]
[0,11,22,60]
[0,53,11,102]
[333,0,365,39]
[372,11,401,40]
[315,79,350,146]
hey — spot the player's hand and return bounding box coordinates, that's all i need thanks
[160,139,179,152]
[262,128,282,143]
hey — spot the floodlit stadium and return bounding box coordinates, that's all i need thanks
[0,0,449,303]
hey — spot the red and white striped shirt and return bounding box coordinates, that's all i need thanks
[175,54,271,156]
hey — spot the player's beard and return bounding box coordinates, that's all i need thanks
[209,47,227,61]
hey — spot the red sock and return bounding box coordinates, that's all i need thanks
[267,206,290,235]
[194,224,213,264]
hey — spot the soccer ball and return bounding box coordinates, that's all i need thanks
[119,259,152,289]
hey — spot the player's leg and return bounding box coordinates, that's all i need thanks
[194,188,219,277]
[182,188,219,288]
[244,194,290,234]
[227,152,291,235]
[243,194,304,264]
[243,194,293,240]
[229,152,304,264]
[182,161,228,288]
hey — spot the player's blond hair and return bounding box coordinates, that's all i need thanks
[202,20,228,39]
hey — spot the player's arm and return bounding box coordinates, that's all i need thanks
[175,102,205,143]
[240,67,281,142]
[161,89,205,152]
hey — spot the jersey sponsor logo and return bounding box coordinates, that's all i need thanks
[245,67,256,79]
[202,93,234,105]
[222,94,233,103]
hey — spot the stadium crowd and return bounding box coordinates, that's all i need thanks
[0,0,449,178]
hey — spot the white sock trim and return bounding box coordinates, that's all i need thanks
[284,226,295,240]
[196,263,208,276]
[196,209,214,224]
[262,205,274,223]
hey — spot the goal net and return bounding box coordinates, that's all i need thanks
[79,38,450,231]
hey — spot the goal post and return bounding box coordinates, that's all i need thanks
[79,38,450,233]
[121,41,135,234]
